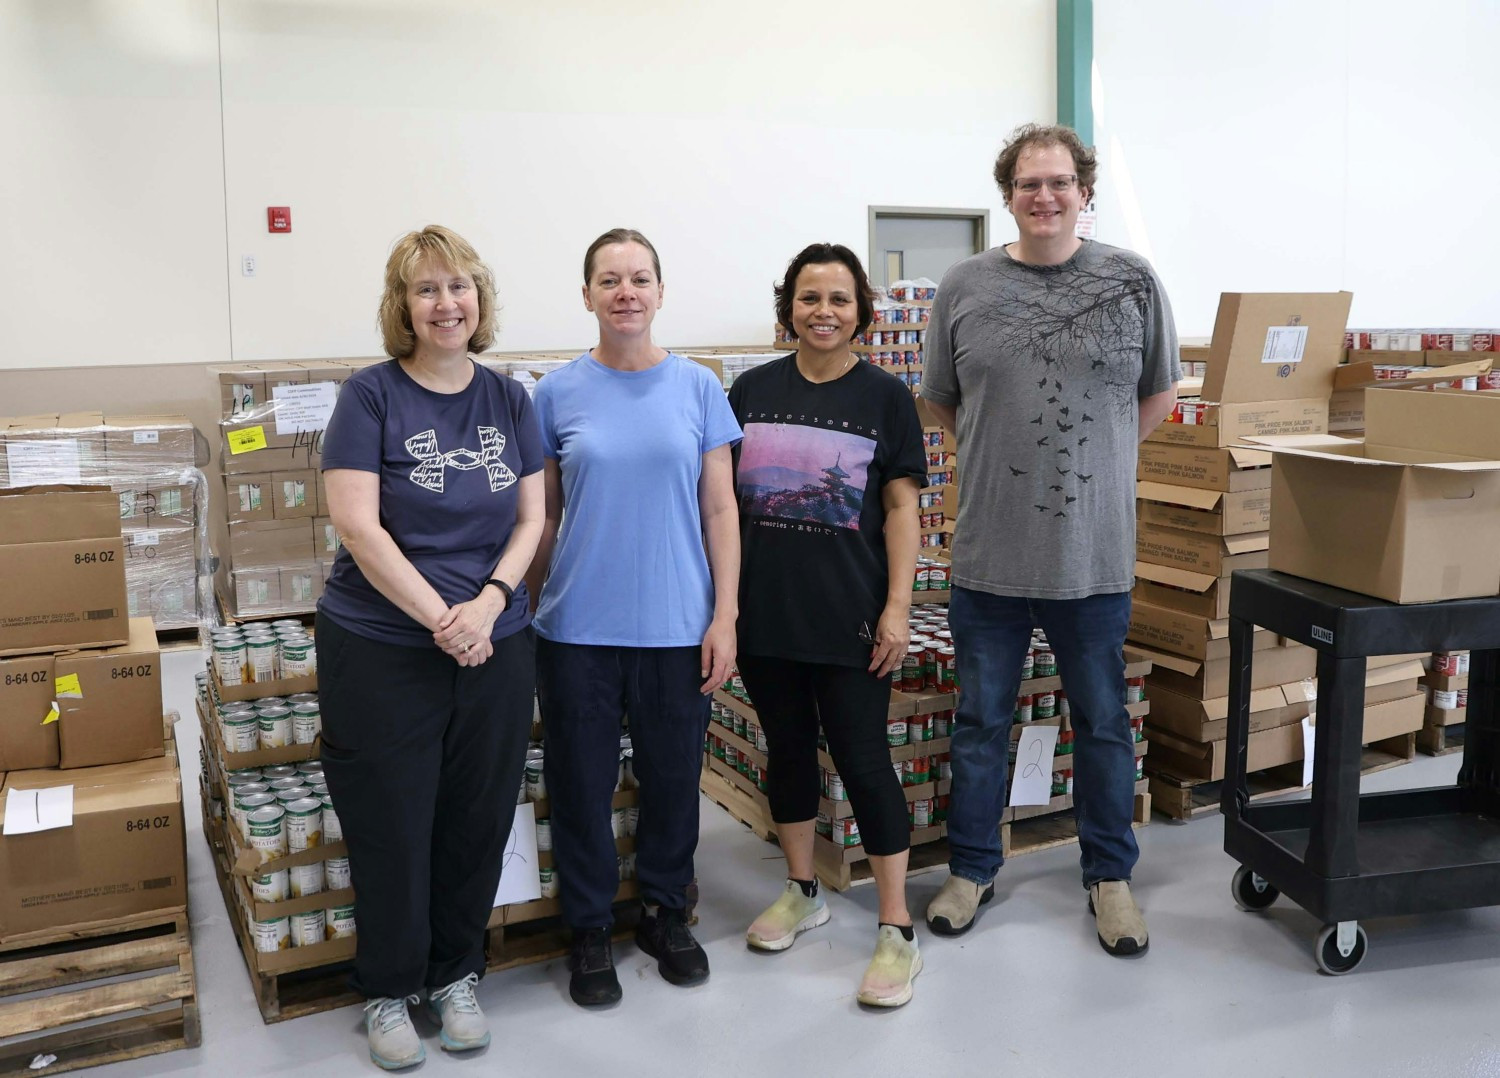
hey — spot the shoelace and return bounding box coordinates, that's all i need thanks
[430,972,481,1015]
[365,994,420,1034]
[661,911,697,952]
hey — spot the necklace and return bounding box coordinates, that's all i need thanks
[800,350,854,384]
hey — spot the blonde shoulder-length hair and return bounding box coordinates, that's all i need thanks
[378,225,498,359]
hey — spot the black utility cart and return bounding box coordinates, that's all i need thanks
[1221,569,1500,974]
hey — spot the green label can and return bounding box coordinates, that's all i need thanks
[247,804,287,863]
[221,711,260,754]
[281,636,315,678]
[252,916,290,953]
[524,749,546,801]
[325,904,357,939]
[291,703,321,745]
[284,797,322,851]
[289,909,325,947]
[319,795,342,843]
[213,640,247,686]
[289,861,326,898]
[246,636,280,682]
[236,792,277,843]
[539,866,558,898]
[257,706,292,749]
[251,868,289,903]
[324,856,352,891]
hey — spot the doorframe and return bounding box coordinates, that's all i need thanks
[867,206,991,286]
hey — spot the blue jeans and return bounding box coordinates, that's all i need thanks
[945,586,1138,888]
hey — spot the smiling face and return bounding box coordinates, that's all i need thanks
[406,259,479,359]
[583,242,663,338]
[789,261,859,355]
[1007,142,1088,246]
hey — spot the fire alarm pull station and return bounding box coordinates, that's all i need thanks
[267,207,291,233]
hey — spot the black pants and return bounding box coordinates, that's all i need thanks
[736,654,911,857]
[316,615,535,998]
[536,640,709,928]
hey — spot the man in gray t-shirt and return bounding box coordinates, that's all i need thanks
[920,123,1179,956]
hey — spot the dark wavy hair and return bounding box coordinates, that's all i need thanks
[992,122,1098,205]
[773,243,876,343]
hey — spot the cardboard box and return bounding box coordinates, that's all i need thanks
[118,483,198,526]
[210,363,274,418]
[123,524,196,574]
[226,473,274,524]
[1134,641,1318,699]
[280,563,323,608]
[228,519,315,570]
[0,742,186,942]
[1135,521,1269,577]
[0,654,59,771]
[221,411,323,475]
[1148,292,1352,447]
[101,415,199,472]
[1365,388,1500,459]
[272,469,318,520]
[1126,600,1281,663]
[231,569,282,615]
[1133,562,1234,620]
[56,618,164,769]
[0,486,129,657]
[312,516,341,558]
[1333,357,1492,392]
[1137,482,1270,536]
[1145,690,1423,781]
[4,414,108,485]
[1327,389,1365,433]
[1137,443,1272,493]
[1254,433,1500,603]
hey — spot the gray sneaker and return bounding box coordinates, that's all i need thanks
[364,994,424,1071]
[925,874,995,936]
[428,971,490,1051]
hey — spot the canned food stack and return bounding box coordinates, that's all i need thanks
[915,421,956,562]
[0,414,209,631]
[210,360,380,618]
[1417,650,1470,756]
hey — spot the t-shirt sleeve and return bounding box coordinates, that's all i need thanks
[532,377,561,460]
[883,381,929,486]
[1138,263,1182,398]
[919,268,961,407]
[320,374,384,473]
[511,380,546,477]
[699,369,743,454]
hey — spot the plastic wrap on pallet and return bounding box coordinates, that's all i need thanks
[0,414,212,634]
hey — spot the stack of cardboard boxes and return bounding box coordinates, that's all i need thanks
[0,414,206,631]
[0,485,186,943]
[210,361,374,618]
[1129,294,1426,811]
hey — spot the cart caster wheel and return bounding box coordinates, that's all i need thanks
[1231,866,1279,912]
[1314,922,1368,975]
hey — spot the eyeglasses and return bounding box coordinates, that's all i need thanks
[1011,175,1079,195]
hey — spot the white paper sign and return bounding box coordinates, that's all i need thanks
[1262,325,1309,364]
[272,382,339,435]
[512,371,538,398]
[6,440,82,485]
[1008,724,1061,806]
[1074,197,1098,239]
[1302,718,1317,787]
[3,786,74,835]
[493,802,543,907]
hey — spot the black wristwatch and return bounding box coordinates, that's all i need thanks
[482,578,514,610]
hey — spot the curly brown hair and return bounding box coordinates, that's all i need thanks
[378,225,498,359]
[992,123,1097,205]
[773,243,876,343]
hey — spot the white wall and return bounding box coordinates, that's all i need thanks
[6,0,1497,369]
[1093,0,1500,335]
[1,0,1051,368]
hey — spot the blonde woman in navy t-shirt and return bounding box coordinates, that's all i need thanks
[525,229,741,1008]
[317,225,544,1070]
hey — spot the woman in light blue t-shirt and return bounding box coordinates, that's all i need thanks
[525,228,741,1008]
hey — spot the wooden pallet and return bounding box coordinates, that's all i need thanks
[484,904,642,973]
[1417,722,1466,757]
[0,908,200,1077]
[1003,792,1152,858]
[1148,733,1417,822]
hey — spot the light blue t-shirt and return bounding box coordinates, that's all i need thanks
[533,352,742,646]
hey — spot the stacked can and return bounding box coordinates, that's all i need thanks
[210,627,247,685]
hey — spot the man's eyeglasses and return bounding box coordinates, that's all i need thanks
[1011,175,1079,195]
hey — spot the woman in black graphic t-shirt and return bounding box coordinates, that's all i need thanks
[316,226,544,1069]
[728,243,927,1007]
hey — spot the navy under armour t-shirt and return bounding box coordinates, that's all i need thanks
[317,359,544,647]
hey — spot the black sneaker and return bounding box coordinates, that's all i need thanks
[635,905,710,986]
[568,927,622,1007]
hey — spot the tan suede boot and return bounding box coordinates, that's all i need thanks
[924,874,995,936]
[1089,880,1148,955]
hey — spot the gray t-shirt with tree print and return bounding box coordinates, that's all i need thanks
[921,240,1179,599]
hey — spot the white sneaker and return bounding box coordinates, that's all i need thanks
[364,994,424,1071]
[428,971,490,1051]
[746,879,830,952]
[857,925,923,1007]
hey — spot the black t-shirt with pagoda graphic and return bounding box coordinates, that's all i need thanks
[728,354,926,667]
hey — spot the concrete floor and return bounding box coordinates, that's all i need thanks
[84,648,1500,1077]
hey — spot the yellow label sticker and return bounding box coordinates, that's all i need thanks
[227,426,268,455]
[54,673,82,698]
[43,705,59,725]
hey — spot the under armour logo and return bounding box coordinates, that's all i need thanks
[406,427,517,493]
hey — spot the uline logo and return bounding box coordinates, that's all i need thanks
[406,427,517,493]
[1311,625,1334,645]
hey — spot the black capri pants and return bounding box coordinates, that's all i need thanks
[735,654,911,857]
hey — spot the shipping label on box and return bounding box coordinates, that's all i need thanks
[1201,292,1352,405]
[56,617,164,770]
[0,654,59,771]
[1137,443,1272,492]
[221,410,323,475]
[0,747,185,942]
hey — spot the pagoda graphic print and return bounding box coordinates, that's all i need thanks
[738,422,873,530]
